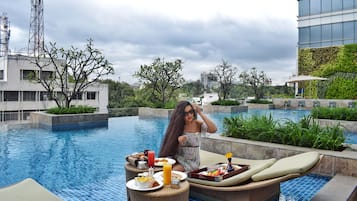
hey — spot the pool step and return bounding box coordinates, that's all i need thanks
[311,174,357,201]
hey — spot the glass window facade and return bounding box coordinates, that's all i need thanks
[40,71,54,80]
[23,91,36,101]
[298,21,357,48]
[4,91,19,101]
[40,91,53,101]
[299,0,357,16]
[322,0,332,13]
[310,0,321,15]
[87,92,96,100]
[299,0,310,16]
[72,92,82,100]
[21,70,37,80]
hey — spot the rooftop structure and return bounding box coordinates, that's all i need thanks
[0,13,10,57]
[28,0,44,56]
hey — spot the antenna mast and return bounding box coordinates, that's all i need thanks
[28,0,44,57]
[0,13,10,57]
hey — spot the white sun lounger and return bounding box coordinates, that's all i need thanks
[0,178,63,201]
[188,150,323,201]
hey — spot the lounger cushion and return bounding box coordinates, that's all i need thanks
[251,151,320,182]
[187,150,276,186]
[0,178,62,201]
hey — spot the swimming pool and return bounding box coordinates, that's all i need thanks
[0,109,336,200]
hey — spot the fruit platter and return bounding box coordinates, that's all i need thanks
[188,163,249,182]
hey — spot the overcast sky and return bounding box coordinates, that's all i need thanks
[2,0,298,85]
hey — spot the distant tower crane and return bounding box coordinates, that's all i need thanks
[28,0,44,57]
[0,13,10,57]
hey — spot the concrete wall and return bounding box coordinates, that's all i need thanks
[317,119,357,133]
[138,107,173,118]
[203,105,248,113]
[273,98,355,109]
[30,111,108,131]
[245,104,275,109]
[138,106,248,118]
[201,134,357,177]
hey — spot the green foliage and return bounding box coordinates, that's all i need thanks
[211,100,240,106]
[311,107,357,121]
[134,58,184,107]
[101,79,135,108]
[163,100,177,109]
[180,80,204,97]
[212,60,238,100]
[298,45,357,99]
[298,49,316,75]
[239,67,270,100]
[46,105,96,114]
[32,39,114,108]
[108,108,138,117]
[246,99,272,104]
[222,114,345,151]
[325,76,357,99]
[336,44,357,73]
[231,84,294,99]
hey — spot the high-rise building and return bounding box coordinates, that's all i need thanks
[200,72,218,91]
[296,0,357,99]
[298,0,357,49]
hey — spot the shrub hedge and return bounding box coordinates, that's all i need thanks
[222,114,345,151]
[311,107,357,121]
[46,105,96,114]
[211,100,240,106]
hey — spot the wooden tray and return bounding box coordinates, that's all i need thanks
[188,163,249,182]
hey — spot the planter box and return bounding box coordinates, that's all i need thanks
[316,119,357,133]
[200,134,357,177]
[138,107,173,118]
[245,103,275,109]
[203,105,248,113]
[30,112,108,131]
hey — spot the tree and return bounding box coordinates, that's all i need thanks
[100,79,135,108]
[32,39,114,108]
[213,60,238,100]
[181,80,204,97]
[239,67,271,100]
[134,58,185,107]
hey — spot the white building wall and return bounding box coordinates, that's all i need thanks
[0,54,108,122]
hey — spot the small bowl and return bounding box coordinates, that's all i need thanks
[134,176,152,188]
[137,161,148,169]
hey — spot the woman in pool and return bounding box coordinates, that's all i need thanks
[159,101,217,172]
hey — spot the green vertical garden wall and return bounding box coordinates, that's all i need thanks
[298,44,357,99]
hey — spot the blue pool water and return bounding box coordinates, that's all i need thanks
[0,109,339,200]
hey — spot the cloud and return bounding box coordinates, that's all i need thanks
[1,0,298,85]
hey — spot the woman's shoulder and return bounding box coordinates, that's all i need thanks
[194,119,203,125]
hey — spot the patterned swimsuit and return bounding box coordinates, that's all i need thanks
[175,123,207,172]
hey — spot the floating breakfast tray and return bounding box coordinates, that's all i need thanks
[188,163,249,182]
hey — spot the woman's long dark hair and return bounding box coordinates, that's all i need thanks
[159,101,196,157]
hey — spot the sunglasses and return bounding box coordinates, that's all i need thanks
[184,109,195,116]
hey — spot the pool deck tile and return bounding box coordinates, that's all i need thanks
[311,174,357,201]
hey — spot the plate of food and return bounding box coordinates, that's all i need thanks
[126,176,163,191]
[153,170,187,181]
[154,158,176,166]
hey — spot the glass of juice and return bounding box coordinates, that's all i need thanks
[163,163,172,185]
